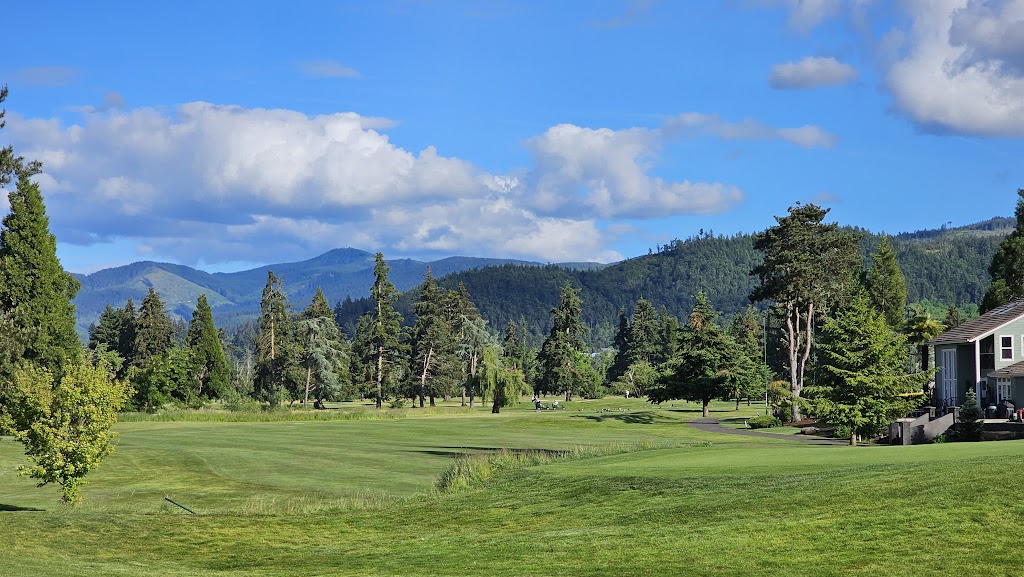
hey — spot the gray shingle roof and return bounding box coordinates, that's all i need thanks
[988,361,1024,378]
[930,299,1024,345]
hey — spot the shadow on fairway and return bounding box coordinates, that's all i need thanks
[0,503,44,512]
[410,446,566,457]
[573,411,672,424]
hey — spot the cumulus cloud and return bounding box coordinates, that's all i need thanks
[5,103,761,265]
[664,113,838,148]
[885,0,1024,136]
[770,56,858,89]
[299,61,361,79]
[764,0,873,32]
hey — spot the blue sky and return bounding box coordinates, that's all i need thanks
[3,0,1024,273]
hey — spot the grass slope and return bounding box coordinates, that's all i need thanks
[2,400,1021,576]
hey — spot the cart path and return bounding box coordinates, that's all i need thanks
[688,417,853,446]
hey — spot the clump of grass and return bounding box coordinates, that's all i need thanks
[434,441,676,493]
[117,408,405,423]
[236,490,400,515]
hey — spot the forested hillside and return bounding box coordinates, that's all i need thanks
[336,220,1011,347]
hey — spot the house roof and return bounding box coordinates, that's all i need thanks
[931,299,1024,345]
[989,360,1024,378]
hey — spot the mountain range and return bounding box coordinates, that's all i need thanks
[73,217,1014,344]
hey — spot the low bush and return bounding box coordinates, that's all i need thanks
[747,415,782,429]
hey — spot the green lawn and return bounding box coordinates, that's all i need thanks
[3,399,1021,576]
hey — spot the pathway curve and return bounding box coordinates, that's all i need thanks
[688,417,852,446]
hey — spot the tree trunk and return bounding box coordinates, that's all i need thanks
[429,394,435,407]
[461,386,466,407]
[376,350,383,409]
[850,430,857,447]
[786,301,800,422]
[735,398,740,410]
[702,399,710,418]
[419,347,432,408]
[469,389,475,409]
[304,364,312,406]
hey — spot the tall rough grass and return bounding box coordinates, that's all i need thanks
[434,441,682,493]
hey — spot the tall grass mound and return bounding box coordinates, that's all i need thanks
[434,441,678,493]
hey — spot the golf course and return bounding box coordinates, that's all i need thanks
[2,398,1021,577]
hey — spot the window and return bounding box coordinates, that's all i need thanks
[1001,336,1014,360]
[997,378,1012,403]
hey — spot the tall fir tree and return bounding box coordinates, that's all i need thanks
[297,287,349,406]
[626,298,660,365]
[409,269,453,407]
[368,254,405,409]
[254,271,300,404]
[538,283,588,401]
[186,294,231,400]
[751,203,861,420]
[132,288,174,367]
[447,283,490,407]
[809,293,930,445]
[865,237,907,327]
[982,189,1024,312]
[606,307,631,384]
[0,173,81,377]
[649,291,742,418]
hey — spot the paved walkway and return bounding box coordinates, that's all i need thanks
[688,417,852,446]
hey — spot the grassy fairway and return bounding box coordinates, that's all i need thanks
[3,400,1022,576]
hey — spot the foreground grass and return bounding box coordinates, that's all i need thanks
[4,399,1017,576]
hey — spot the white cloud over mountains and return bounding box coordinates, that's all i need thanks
[6,103,831,266]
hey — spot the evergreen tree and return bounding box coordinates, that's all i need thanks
[944,305,963,330]
[865,237,907,327]
[409,269,453,407]
[538,283,588,401]
[808,294,930,445]
[955,390,984,442]
[0,172,81,378]
[447,283,490,407]
[729,306,771,409]
[656,306,680,365]
[88,305,122,352]
[186,294,230,400]
[1,84,41,185]
[649,292,741,418]
[606,307,631,384]
[905,305,944,375]
[982,189,1024,312]
[132,288,174,367]
[118,299,138,368]
[254,271,300,404]
[368,254,405,409]
[627,298,660,365]
[751,203,861,420]
[296,289,349,407]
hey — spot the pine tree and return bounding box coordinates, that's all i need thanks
[132,288,174,367]
[186,294,231,400]
[627,298,660,365]
[447,284,490,407]
[254,271,299,404]
[728,306,771,409]
[117,299,138,370]
[809,294,930,445]
[751,203,861,420]
[606,307,631,384]
[297,289,349,407]
[944,305,962,330]
[865,237,907,327]
[538,283,588,401]
[0,173,81,377]
[409,269,451,407]
[649,291,741,418]
[982,189,1024,312]
[368,254,405,409]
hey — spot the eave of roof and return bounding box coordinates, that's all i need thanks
[930,299,1024,346]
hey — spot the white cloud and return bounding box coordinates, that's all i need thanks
[6,103,754,265]
[770,56,858,89]
[299,61,361,79]
[764,0,873,32]
[885,0,1024,136]
[664,113,838,148]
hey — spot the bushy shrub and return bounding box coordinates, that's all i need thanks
[953,390,984,442]
[747,414,782,429]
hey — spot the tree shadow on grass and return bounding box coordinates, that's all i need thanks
[572,411,672,424]
[0,503,44,512]
[409,447,566,457]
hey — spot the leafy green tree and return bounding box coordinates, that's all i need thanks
[751,203,861,420]
[6,353,132,504]
[649,292,741,418]
[132,288,174,367]
[254,271,301,404]
[368,254,405,408]
[613,359,658,397]
[808,294,930,446]
[538,283,588,401]
[474,346,525,413]
[865,237,907,327]
[131,347,196,410]
[982,189,1024,312]
[297,287,349,406]
[186,294,230,400]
